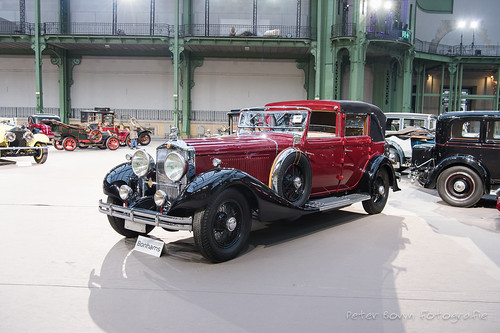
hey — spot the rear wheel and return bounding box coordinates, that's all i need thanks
[139,132,151,145]
[106,196,154,237]
[53,139,63,150]
[193,189,251,262]
[362,169,389,214]
[437,166,483,207]
[33,142,48,164]
[62,137,77,151]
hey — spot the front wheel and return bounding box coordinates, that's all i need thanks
[436,166,483,207]
[106,196,154,237]
[33,142,48,164]
[362,169,389,214]
[106,137,120,150]
[193,188,251,263]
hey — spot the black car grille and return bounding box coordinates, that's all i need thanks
[8,130,28,147]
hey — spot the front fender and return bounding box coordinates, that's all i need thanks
[171,168,307,222]
[102,162,138,198]
[425,155,489,190]
[32,133,50,144]
[358,155,400,194]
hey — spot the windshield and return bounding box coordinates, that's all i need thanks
[237,108,310,137]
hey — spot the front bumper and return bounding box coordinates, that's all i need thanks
[98,199,193,231]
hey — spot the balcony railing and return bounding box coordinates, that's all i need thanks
[414,39,500,57]
[331,23,356,38]
[184,24,311,39]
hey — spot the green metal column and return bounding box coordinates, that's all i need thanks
[439,64,445,115]
[349,0,368,101]
[51,51,81,124]
[172,0,180,129]
[313,0,335,99]
[496,65,500,110]
[448,63,456,112]
[180,53,203,137]
[401,50,414,113]
[33,0,44,114]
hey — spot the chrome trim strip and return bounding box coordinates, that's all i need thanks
[0,146,46,150]
[98,199,193,231]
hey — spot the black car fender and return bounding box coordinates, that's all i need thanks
[103,162,151,199]
[386,138,405,161]
[358,155,400,194]
[171,168,307,222]
[424,155,489,190]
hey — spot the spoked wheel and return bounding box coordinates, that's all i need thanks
[106,137,120,150]
[33,142,48,164]
[106,196,154,237]
[362,169,389,214]
[193,189,251,263]
[437,166,483,207]
[275,152,312,207]
[89,130,103,143]
[53,139,63,150]
[139,132,151,145]
[62,137,77,151]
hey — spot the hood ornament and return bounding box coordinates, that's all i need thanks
[169,127,179,141]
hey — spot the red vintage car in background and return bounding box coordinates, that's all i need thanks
[99,100,400,262]
[27,114,60,140]
[81,108,152,146]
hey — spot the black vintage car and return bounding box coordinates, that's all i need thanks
[410,111,500,207]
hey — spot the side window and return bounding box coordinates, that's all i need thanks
[386,118,400,131]
[308,111,337,137]
[486,120,500,142]
[450,120,481,140]
[345,114,368,137]
[404,119,425,128]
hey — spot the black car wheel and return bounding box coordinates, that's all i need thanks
[362,169,389,214]
[276,153,312,206]
[437,166,484,207]
[139,132,151,146]
[193,188,251,263]
[106,196,154,237]
[63,137,77,151]
[33,142,48,164]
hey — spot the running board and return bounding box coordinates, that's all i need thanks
[305,194,371,212]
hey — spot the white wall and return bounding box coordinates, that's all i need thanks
[192,58,306,111]
[0,55,59,108]
[71,56,173,109]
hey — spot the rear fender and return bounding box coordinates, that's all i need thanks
[425,155,489,190]
[359,155,400,194]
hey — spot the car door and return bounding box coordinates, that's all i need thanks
[339,113,371,190]
[303,111,344,195]
[482,119,500,182]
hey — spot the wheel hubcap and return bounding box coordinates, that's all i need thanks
[378,185,385,196]
[293,176,302,190]
[226,217,237,232]
[453,180,466,193]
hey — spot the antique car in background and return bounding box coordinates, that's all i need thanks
[0,118,49,164]
[27,114,60,140]
[47,120,120,151]
[81,107,152,146]
[410,111,500,207]
[385,113,437,171]
[99,100,400,262]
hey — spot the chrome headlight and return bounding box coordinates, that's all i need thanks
[154,190,167,207]
[5,132,16,142]
[131,149,154,177]
[164,152,187,182]
[23,131,34,143]
[119,185,133,201]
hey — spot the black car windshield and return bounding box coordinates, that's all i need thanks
[237,108,309,136]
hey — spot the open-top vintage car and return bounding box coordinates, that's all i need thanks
[47,120,120,151]
[99,100,400,262]
[410,111,500,207]
[81,108,152,146]
[0,118,49,164]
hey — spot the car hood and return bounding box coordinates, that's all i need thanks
[183,134,288,155]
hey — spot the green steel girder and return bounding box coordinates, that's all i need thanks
[183,36,311,49]
[43,35,169,45]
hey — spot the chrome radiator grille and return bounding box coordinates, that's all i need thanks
[156,147,192,202]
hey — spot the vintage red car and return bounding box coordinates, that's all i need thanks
[27,114,60,140]
[81,108,152,146]
[99,100,399,262]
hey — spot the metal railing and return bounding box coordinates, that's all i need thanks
[414,39,500,57]
[184,24,311,39]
